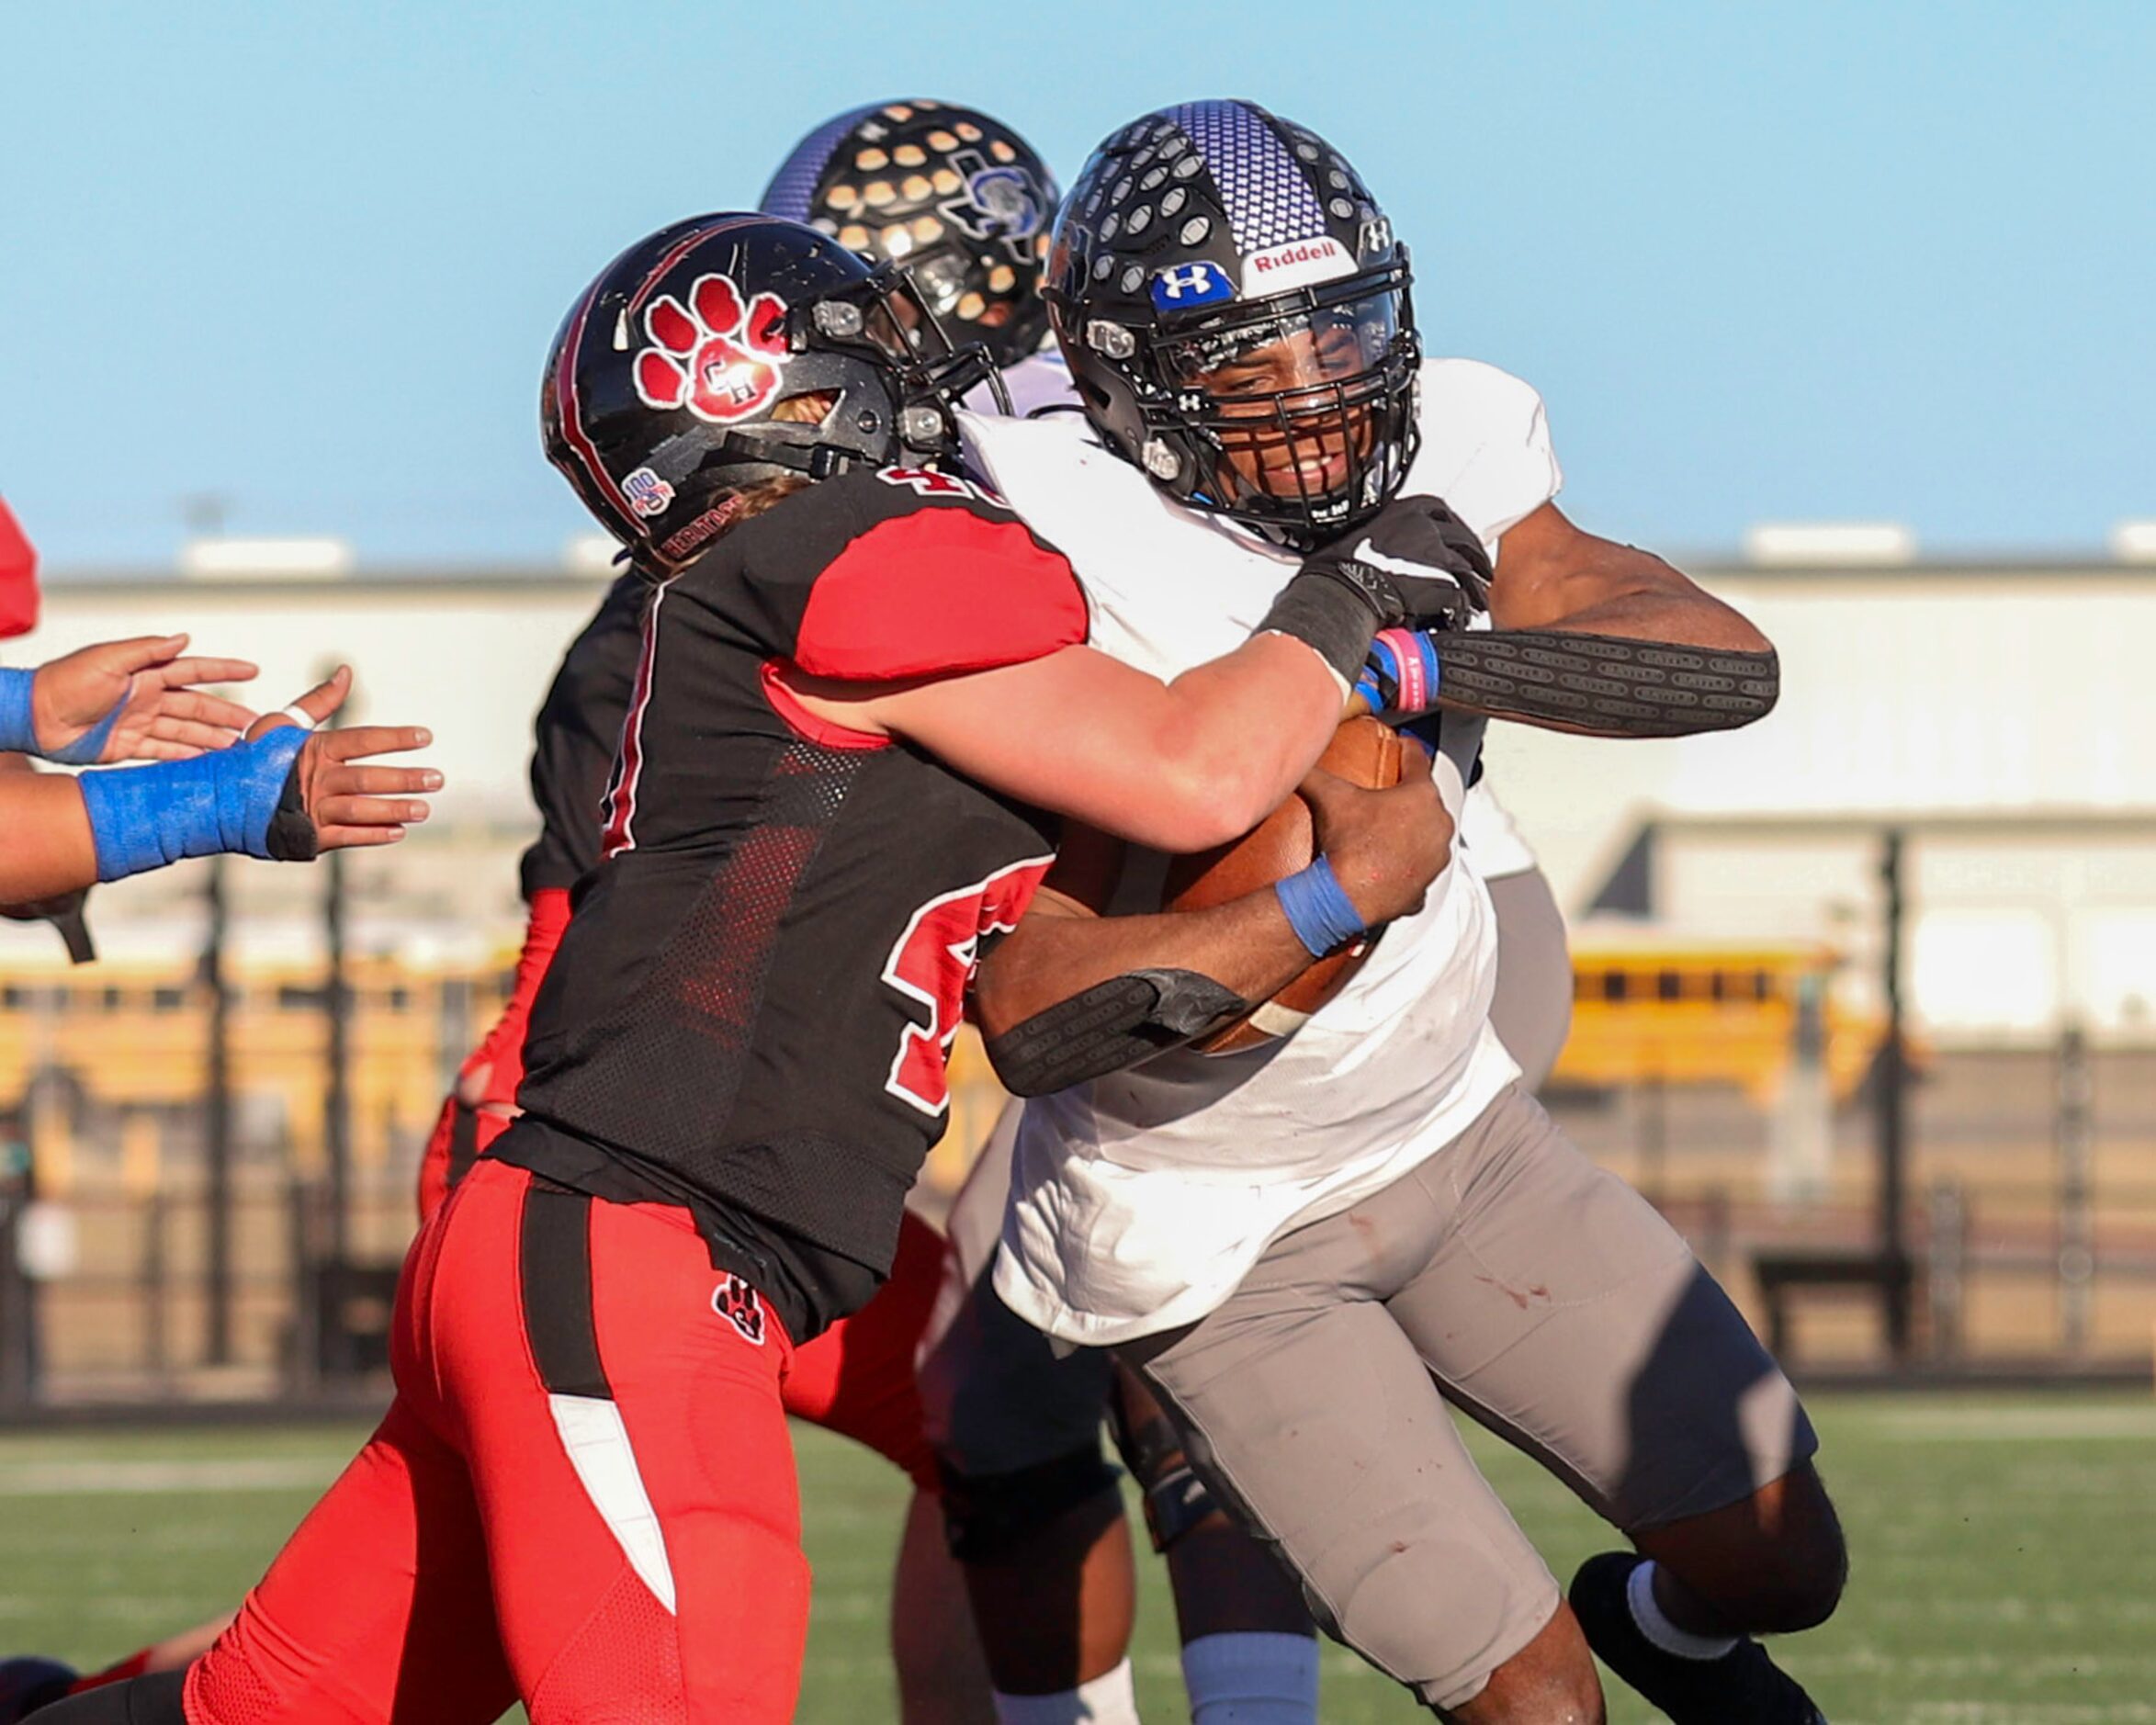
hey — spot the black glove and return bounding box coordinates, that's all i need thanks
[1256,495,1494,684]
[1299,495,1494,632]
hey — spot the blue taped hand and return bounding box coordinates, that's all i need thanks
[0,667,36,754]
[76,727,311,883]
[45,693,126,765]
[0,665,127,763]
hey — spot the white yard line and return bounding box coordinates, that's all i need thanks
[1858,1405,2156,1441]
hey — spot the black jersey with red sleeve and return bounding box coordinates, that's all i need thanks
[508,466,1086,1340]
[518,570,647,900]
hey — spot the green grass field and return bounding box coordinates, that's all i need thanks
[4,1395,2154,1722]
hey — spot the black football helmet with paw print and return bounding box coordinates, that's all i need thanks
[543,213,998,573]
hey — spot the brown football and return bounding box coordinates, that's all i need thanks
[1161,716,1402,1054]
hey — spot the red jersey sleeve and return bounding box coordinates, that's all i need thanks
[792,492,1088,682]
[0,498,39,640]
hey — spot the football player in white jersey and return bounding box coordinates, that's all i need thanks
[952,102,1841,1725]
[760,97,1588,1725]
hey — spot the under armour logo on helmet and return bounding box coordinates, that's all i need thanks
[1149,262,1235,311]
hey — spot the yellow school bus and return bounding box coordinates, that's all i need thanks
[0,952,514,1195]
[1552,941,1885,1104]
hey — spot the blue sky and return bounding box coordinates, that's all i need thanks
[3,1,2150,569]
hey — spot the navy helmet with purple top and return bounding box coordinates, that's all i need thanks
[1045,100,1419,548]
[761,99,1060,369]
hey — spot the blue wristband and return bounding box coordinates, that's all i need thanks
[0,665,126,762]
[76,727,310,883]
[1355,629,1444,717]
[1354,634,1400,713]
[0,667,35,753]
[1273,853,1366,959]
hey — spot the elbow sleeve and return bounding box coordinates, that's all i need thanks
[984,968,1250,1097]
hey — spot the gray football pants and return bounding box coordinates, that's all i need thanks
[1482,866,1572,1091]
[1117,1084,1817,1711]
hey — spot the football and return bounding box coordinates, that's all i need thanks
[1161,716,1403,1054]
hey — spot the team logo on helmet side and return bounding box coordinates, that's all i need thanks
[939,151,1047,262]
[622,467,675,518]
[633,273,790,424]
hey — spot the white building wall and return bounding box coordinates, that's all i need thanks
[1485,563,2156,1040]
[9,559,2155,1038]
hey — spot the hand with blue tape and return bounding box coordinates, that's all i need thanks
[252,666,440,854]
[3,667,440,907]
[0,633,260,764]
[77,666,441,884]
[1279,740,1451,956]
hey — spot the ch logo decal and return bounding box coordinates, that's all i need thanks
[634,273,790,425]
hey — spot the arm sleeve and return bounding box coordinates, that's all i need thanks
[463,886,573,1104]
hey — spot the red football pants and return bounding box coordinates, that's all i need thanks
[187,1158,810,1723]
[418,1095,942,1492]
[417,891,943,1492]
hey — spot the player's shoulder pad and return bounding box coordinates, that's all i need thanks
[959,407,1161,541]
[1410,357,1563,547]
[790,465,1089,682]
[1417,356,1548,439]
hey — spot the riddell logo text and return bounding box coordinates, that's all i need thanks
[1238,236,1352,295]
[1248,238,1346,276]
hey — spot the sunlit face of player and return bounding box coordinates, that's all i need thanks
[1162,292,1400,504]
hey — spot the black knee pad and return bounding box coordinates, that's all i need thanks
[939,1444,1123,1562]
[1108,1370,1220,1554]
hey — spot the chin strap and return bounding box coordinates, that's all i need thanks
[712,430,862,479]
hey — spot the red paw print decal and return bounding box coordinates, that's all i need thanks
[712,1275,767,1347]
[634,274,790,424]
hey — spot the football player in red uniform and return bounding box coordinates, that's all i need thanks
[41,210,1478,1723]
[14,103,1067,1725]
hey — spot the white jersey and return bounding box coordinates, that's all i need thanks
[1461,780,1540,880]
[964,357,1564,1346]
